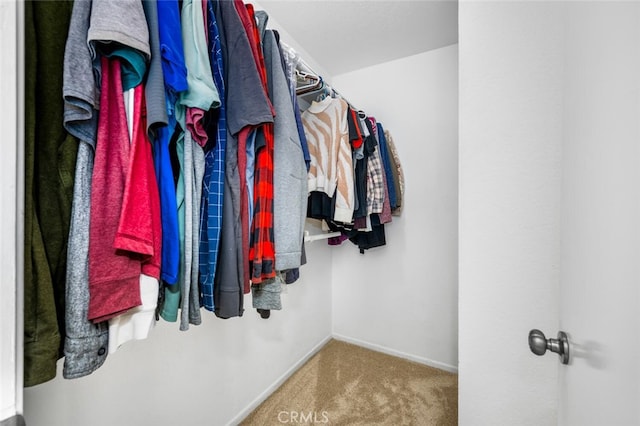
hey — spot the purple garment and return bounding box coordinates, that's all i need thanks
[328,234,348,246]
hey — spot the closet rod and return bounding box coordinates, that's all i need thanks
[303,230,342,243]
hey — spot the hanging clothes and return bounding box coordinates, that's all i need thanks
[368,117,392,225]
[384,129,405,216]
[237,0,276,292]
[177,0,217,333]
[199,0,227,313]
[302,96,354,224]
[251,27,308,315]
[213,0,273,318]
[25,0,406,384]
[180,0,220,147]
[109,85,162,353]
[87,57,141,323]
[156,0,190,323]
[62,0,109,381]
[363,116,385,216]
[115,86,161,281]
[162,0,218,328]
[143,0,168,138]
[349,108,368,220]
[138,0,169,337]
[87,0,150,89]
[24,0,78,387]
[85,0,153,324]
[376,122,397,211]
[264,28,307,271]
[277,40,311,171]
[156,0,187,294]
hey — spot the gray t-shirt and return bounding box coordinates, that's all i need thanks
[142,0,168,138]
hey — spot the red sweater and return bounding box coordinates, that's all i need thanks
[88,58,162,323]
[89,57,141,322]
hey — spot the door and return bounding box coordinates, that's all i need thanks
[559,3,640,425]
[460,2,640,425]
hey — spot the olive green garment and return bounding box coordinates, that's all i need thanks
[24,0,78,387]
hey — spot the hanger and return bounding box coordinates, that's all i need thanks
[295,69,319,86]
[296,71,324,95]
[296,69,318,83]
[315,85,330,102]
[292,57,358,110]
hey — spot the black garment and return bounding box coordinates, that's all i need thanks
[307,191,333,222]
[348,215,386,254]
[353,123,377,220]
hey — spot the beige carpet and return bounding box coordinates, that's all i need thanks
[241,339,458,426]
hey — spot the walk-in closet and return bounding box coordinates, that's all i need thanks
[5,1,640,425]
[1,1,458,424]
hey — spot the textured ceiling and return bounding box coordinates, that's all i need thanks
[257,0,458,77]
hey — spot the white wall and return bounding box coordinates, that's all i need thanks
[330,45,459,371]
[23,243,332,426]
[0,0,22,421]
[459,3,562,425]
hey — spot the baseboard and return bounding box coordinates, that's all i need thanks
[331,333,458,374]
[226,335,333,426]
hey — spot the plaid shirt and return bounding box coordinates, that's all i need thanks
[364,117,385,214]
[249,123,276,284]
[199,2,226,311]
[247,5,276,285]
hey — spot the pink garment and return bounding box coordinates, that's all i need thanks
[328,234,348,246]
[186,107,208,148]
[88,57,142,323]
[202,0,208,44]
[115,85,162,280]
[185,0,211,148]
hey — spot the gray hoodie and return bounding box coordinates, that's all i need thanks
[264,29,308,271]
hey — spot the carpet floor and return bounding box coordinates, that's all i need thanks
[240,339,458,426]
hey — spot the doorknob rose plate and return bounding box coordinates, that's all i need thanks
[556,331,570,365]
[529,329,570,365]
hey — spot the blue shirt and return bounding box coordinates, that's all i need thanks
[154,120,180,286]
[157,0,188,94]
[245,129,257,228]
[199,0,226,311]
[155,0,188,286]
[293,94,311,170]
[376,122,397,210]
